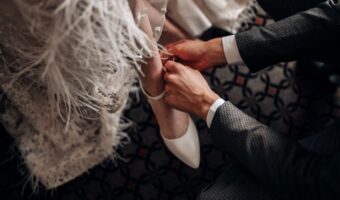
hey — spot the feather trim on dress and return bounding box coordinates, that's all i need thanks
[0,0,153,189]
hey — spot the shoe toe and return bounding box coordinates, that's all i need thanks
[162,117,200,169]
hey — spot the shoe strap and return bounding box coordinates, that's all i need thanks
[140,82,166,101]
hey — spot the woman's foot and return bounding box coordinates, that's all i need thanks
[133,0,200,168]
[141,85,200,168]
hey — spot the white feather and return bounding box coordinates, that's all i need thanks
[1,0,152,127]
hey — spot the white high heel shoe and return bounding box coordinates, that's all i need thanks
[140,85,200,169]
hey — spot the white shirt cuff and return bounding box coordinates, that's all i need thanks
[222,35,243,65]
[206,98,225,128]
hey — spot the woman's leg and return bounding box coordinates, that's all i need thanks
[129,1,200,169]
[131,0,189,139]
[139,42,189,139]
[143,0,192,46]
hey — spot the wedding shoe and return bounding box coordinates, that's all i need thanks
[140,85,200,169]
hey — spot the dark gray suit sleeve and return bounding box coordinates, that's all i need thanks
[235,0,340,72]
[210,101,340,200]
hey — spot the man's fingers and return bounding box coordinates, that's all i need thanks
[164,61,175,73]
[164,93,177,107]
[164,60,184,72]
[159,50,170,60]
[170,59,203,71]
[164,72,177,82]
[180,61,209,72]
[166,40,190,58]
[164,84,173,94]
[159,51,173,65]
[179,60,199,69]
[165,39,188,51]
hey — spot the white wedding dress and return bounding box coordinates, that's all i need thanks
[0,0,155,189]
[0,0,253,190]
[167,0,256,36]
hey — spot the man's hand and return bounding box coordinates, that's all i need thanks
[163,60,220,120]
[165,38,228,71]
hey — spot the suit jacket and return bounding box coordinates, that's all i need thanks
[235,0,340,71]
[210,101,340,200]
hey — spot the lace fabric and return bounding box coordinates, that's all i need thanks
[0,0,156,189]
[132,0,168,42]
[0,0,251,190]
[167,0,255,36]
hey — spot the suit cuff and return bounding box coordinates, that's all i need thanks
[222,35,244,65]
[206,98,225,128]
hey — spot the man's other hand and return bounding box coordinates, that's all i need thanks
[163,60,220,120]
[165,38,228,71]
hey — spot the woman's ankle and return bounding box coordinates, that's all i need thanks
[140,76,164,96]
[140,63,165,96]
[155,106,189,139]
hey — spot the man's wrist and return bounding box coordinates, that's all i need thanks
[196,91,220,120]
[205,38,228,66]
[206,98,225,128]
